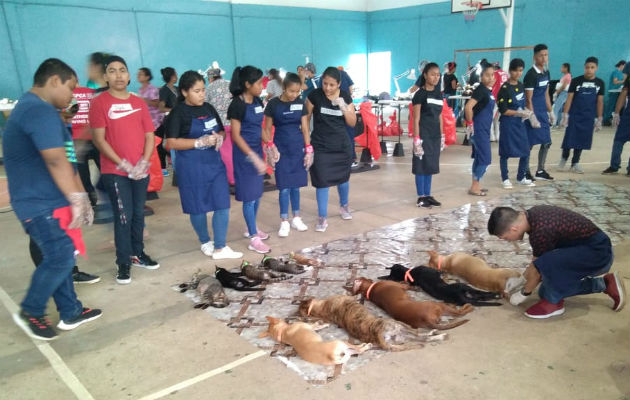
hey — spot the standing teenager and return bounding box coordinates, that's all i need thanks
[262,72,310,237]
[166,71,242,260]
[228,65,271,254]
[524,44,555,181]
[551,63,571,128]
[304,67,356,232]
[602,77,630,175]
[90,56,160,284]
[558,57,605,174]
[411,62,444,208]
[465,65,496,196]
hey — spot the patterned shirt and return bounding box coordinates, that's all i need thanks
[139,83,164,129]
[206,78,232,126]
[526,205,601,257]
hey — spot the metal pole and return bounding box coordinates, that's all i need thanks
[501,0,515,70]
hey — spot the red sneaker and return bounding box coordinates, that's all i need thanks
[524,299,565,319]
[603,272,626,312]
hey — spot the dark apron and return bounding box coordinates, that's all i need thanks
[561,81,600,150]
[233,101,264,202]
[526,72,551,146]
[273,101,308,189]
[614,97,630,143]
[499,86,530,157]
[471,91,495,166]
[175,117,229,214]
[412,96,443,175]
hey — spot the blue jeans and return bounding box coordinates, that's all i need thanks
[20,213,83,320]
[316,181,349,218]
[552,91,568,126]
[189,209,229,248]
[610,140,630,172]
[102,174,149,266]
[499,156,529,181]
[414,174,433,196]
[472,159,489,181]
[279,188,300,219]
[243,199,260,236]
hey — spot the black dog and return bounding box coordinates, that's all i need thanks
[215,267,265,291]
[378,264,502,306]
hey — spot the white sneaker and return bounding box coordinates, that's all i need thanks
[212,246,243,260]
[291,216,308,232]
[517,178,536,187]
[557,158,568,171]
[315,217,328,232]
[569,164,584,174]
[200,241,214,256]
[502,179,513,189]
[339,205,353,220]
[278,221,290,237]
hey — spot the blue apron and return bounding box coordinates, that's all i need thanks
[272,101,308,189]
[233,101,264,202]
[614,95,630,143]
[175,115,230,214]
[471,89,495,166]
[526,71,551,146]
[561,79,601,150]
[499,84,530,158]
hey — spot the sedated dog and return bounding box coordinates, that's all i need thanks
[379,264,502,306]
[215,267,265,291]
[178,270,229,309]
[298,295,446,351]
[427,250,522,295]
[259,316,371,365]
[352,277,473,330]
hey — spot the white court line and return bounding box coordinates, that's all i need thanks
[137,350,267,400]
[0,285,95,400]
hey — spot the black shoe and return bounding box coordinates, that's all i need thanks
[116,263,131,284]
[12,310,57,341]
[72,266,100,284]
[131,253,160,270]
[535,170,554,181]
[462,137,470,146]
[417,197,432,208]
[57,308,102,331]
[602,167,619,175]
[425,196,442,207]
[525,171,536,181]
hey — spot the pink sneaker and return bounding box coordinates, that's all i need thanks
[243,230,270,240]
[248,237,271,254]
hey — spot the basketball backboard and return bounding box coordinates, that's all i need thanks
[451,0,512,13]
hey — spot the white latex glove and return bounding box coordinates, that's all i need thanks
[213,133,224,151]
[594,117,602,132]
[413,137,424,158]
[66,192,94,229]
[303,145,314,170]
[612,112,620,127]
[552,92,558,102]
[116,159,134,175]
[465,123,474,137]
[247,152,267,175]
[332,97,349,111]
[548,111,556,127]
[194,134,216,149]
[440,134,445,151]
[509,290,531,306]
[528,112,541,129]
[129,159,150,180]
[561,112,569,128]
[264,142,281,169]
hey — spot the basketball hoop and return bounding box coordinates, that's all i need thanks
[461,1,483,20]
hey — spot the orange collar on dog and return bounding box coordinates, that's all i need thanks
[437,255,443,271]
[307,302,314,316]
[404,269,414,283]
[365,281,379,300]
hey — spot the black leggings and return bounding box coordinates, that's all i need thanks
[562,148,582,165]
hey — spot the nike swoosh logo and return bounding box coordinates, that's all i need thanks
[108,108,141,120]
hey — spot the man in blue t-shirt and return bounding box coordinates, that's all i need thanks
[3,58,101,341]
[301,62,319,100]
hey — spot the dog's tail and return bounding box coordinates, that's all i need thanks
[428,318,469,330]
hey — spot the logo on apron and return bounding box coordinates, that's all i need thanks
[204,118,217,131]
[320,107,343,116]
[290,104,303,111]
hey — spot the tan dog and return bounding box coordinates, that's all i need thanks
[258,316,371,365]
[427,250,522,294]
[351,278,472,330]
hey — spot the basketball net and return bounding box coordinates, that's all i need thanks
[461,1,482,21]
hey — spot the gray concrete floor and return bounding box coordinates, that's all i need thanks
[1,126,629,400]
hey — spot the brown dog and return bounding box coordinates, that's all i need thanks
[351,278,472,330]
[259,316,371,365]
[427,250,522,294]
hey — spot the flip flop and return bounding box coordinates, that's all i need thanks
[468,190,487,196]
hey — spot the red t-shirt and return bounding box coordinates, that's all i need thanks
[89,91,154,175]
[71,87,96,140]
[492,69,509,99]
